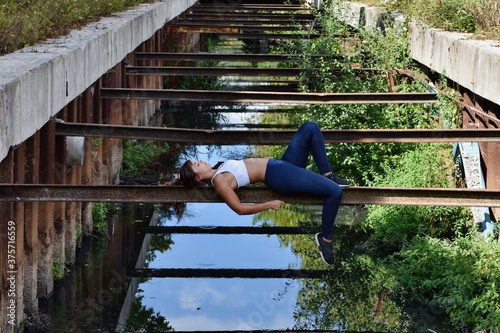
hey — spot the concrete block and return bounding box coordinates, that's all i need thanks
[0,0,196,162]
[409,23,500,106]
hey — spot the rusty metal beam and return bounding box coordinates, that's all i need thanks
[55,123,500,143]
[135,52,345,62]
[214,32,322,39]
[100,88,438,104]
[2,184,500,207]
[177,19,307,27]
[127,66,304,76]
[190,5,306,11]
[127,268,329,279]
[183,13,314,20]
[125,66,378,77]
[174,25,304,33]
[179,18,311,25]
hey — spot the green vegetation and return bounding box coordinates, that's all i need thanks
[251,4,500,331]
[52,257,70,280]
[91,202,115,235]
[122,140,170,177]
[0,0,154,55]
[360,0,499,38]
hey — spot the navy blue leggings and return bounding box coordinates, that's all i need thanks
[264,122,343,240]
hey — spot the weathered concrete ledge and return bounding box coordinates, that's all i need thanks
[341,2,500,107]
[0,0,196,162]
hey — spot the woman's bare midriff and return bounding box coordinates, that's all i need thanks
[243,158,269,184]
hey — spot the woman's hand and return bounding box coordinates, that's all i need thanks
[268,200,285,211]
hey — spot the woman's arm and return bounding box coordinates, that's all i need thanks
[213,177,284,215]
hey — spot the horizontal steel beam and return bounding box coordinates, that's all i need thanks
[175,26,304,33]
[186,12,314,20]
[100,88,438,104]
[134,52,345,62]
[190,5,306,11]
[126,268,330,279]
[184,12,315,19]
[127,66,304,76]
[178,18,311,25]
[1,185,500,207]
[214,33,322,39]
[125,66,377,77]
[55,123,500,143]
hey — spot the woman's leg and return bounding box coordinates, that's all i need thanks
[265,160,342,240]
[280,121,331,175]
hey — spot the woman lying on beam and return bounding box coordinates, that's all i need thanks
[178,121,350,266]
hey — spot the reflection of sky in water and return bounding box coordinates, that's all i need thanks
[138,204,302,331]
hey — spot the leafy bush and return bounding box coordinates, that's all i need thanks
[389,234,500,329]
[364,143,471,247]
[122,140,169,177]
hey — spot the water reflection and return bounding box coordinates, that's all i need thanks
[132,202,456,332]
[42,201,457,332]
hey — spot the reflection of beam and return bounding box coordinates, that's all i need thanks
[135,226,317,234]
[55,123,500,143]
[100,88,438,104]
[2,185,500,207]
[126,268,330,278]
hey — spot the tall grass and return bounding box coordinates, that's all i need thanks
[381,0,499,36]
[0,0,154,55]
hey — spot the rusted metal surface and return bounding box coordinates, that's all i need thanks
[175,26,240,33]
[125,66,378,77]
[190,5,306,11]
[183,12,315,20]
[55,123,500,143]
[2,184,500,207]
[175,25,305,33]
[179,18,311,25]
[127,66,305,76]
[214,32,322,39]
[135,52,346,62]
[100,88,438,104]
[127,268,330,279]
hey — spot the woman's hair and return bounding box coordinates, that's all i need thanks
[179,160,198,188]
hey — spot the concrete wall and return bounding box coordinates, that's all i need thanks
[339,2,500,107]
[0,0,197,163]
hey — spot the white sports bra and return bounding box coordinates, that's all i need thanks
[211,160,251,188]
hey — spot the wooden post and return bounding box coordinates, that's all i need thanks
[23,133,40,312]
[53,109,67,279]
[0,151,14,332]
[13,145,25,330]
[38,120,55,298]
[81,88,94,235]
[65,100,78,264]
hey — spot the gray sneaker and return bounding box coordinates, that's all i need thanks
[315,233,335,265]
